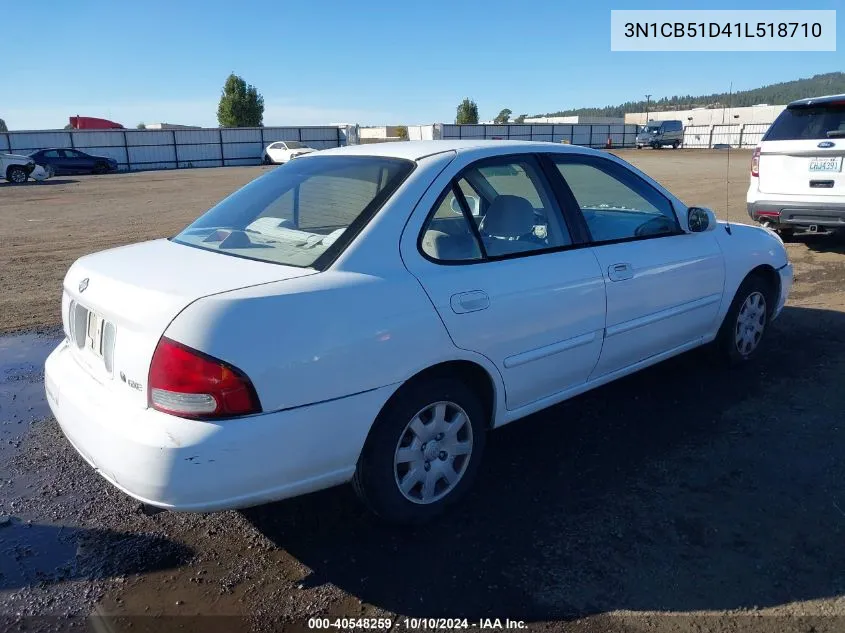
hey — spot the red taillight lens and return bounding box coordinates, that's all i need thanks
[751,147,761,177]
[148,337,261,419]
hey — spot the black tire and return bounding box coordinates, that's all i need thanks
[7,166,28,184]
[263,154,273,165]
[93,162,108,174]
[652,142,660,150]
[353,376,487,524]
[672,141,681,149]
[714,274,773,366]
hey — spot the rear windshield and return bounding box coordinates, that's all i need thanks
[764,104,845,141]
[173,156,414,268]
[285,141,305,149]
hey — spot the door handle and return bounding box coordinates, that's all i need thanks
[450,290,490,314]
[608,263,634,282]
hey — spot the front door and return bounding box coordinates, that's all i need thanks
[549,154,725,378]
[402,154,607,411]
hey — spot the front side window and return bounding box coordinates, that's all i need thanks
[420,157,572,262]
[174,156,413,268]
[553,156,680,243]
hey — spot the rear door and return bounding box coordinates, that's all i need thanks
[758,102,845,197]
[402,154,607,412]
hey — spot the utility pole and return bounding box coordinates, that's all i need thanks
[645,94,652,124]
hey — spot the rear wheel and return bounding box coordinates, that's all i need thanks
[672,140,681,149]
[651,141,660,149]
[353,376,487,524]
[714,274,772,365]
[6,166,27,183]
[93,162,108,174]
[263,154,273,165]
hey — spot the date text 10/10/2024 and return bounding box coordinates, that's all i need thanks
[307,618,528,630]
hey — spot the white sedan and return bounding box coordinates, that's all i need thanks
[45,140,793,524]
[262,140,317,165]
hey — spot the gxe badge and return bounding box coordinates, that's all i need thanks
[78,278,89,293]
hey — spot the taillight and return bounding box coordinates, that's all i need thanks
[751,147,761,177]
[148,337,261,419]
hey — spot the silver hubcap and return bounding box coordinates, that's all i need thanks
[393,401,473,505]
[11,170,25,183]
[735,291,767,356]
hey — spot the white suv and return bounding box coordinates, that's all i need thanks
[747,94,845,239]
[1,152,36,183]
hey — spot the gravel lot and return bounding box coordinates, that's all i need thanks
[1,149,845,632]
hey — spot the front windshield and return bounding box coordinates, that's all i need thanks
[173,155,414,268]
[646,125,661,132]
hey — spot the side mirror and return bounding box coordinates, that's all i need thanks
[687,206,717,233]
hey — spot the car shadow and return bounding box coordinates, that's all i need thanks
[244,305,845,620]
[0,518,193,591]
[795,232,845,254]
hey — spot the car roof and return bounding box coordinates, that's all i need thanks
[787,93,845,108]
[313,139,604,161]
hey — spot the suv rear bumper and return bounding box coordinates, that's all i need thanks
[747,200,845,230]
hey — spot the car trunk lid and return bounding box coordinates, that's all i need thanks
[61,238,316,408]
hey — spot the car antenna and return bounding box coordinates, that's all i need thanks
[723,81,733,235]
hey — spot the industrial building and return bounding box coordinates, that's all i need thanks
[624,104,786,126]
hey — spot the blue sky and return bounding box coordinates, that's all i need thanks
[1,0,841,130]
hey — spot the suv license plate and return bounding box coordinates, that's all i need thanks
[809,157,843,172]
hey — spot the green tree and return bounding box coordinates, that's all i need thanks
[0,118,7,132]
[64,123,74,130]
[137,122,146,129]
[456,98,479,125]
[395,125,409,140]
[493,108,512,124]
[217,73,265,128]
[514,113,527,124]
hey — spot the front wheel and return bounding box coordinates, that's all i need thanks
[93,162,108,174]
[714,275,772,365]
[6,166,28,183]
[353,376,487,524]
[672,141,681,149]
[651,142,660,150]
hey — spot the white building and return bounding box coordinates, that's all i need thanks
[624,104,785,126]
[523,115,625,125]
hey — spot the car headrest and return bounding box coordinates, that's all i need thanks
[483,195,535,238]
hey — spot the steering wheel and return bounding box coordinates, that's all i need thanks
[634,216,673,237]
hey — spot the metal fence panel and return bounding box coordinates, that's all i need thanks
[223,142,263,160]
[128,145,177,167]
[176,143,222,163]
[711,124,742,147]
[124,130,173,146]
[0,135,8,151]
[740,123,771,147]
[221,128,261,143]
[72,131,125,147]
[175,129,220,144]
[263,128,305,143]
[9,132,71,152]
[683,125,712,148]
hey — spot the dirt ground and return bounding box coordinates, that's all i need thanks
[2,149,845,632]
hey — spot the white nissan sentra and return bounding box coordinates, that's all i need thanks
[45,140,793,523]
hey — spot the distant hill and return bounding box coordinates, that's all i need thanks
[535,72,845,118]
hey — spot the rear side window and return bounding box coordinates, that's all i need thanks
[764,104,845,141]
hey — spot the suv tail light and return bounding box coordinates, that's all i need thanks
[751,147,761,177]
[148,337,261,419]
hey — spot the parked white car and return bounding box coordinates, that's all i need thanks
[747,94,845,239]
[45,140,793,523]
[1,152,36,183]
[262,140,317,165]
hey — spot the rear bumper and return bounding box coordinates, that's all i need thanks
[747,200,845,229]
[45,340,392,512]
